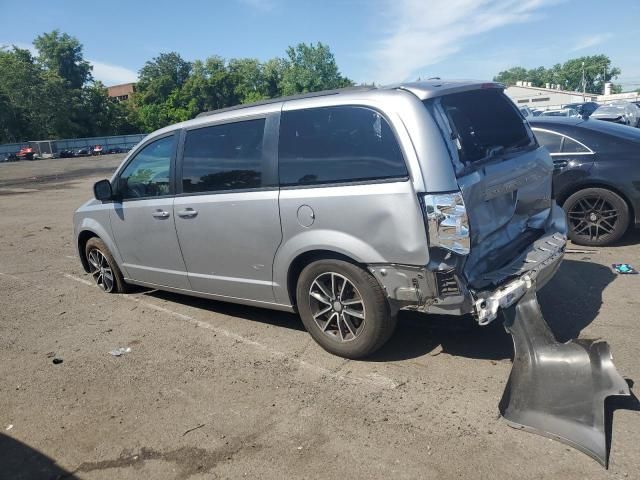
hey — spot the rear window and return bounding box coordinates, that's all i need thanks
[433,89,532,163]
[278,106,408,186]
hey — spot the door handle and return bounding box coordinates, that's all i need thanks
[177,208,198,218]
[152,210,170,219]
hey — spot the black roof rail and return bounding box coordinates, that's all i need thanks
[195,86,376,118]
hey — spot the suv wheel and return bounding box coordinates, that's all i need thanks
[85,237,127,293]
[296,259,396,359]
[563,188,629,246]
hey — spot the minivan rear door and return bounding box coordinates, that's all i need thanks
[426,88,555,288]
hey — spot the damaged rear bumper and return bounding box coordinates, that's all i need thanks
[368,205,567,323]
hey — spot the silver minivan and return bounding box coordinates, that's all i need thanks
[74,80,567,359]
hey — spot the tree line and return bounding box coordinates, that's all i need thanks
[0,30,627,145]
[493,54,622,94]
[0,31,353,144]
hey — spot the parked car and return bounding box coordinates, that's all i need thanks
[76,148,90,156]
[530,117,640,246]
[563,102,600,118]
[519,106,534,118]
[74,81,566,358]
[105,147,124,154]
[540,108,580,118]
[59,149,75,158]
[591,101,640,127]
[16,146,35,160]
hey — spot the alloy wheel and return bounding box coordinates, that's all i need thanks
[87,248,115,292]
[567,194,619,243]
[308,272,366,342]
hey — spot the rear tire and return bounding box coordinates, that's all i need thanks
[563,187,629,246]
[296,259,396,359]
[84,237,128,293]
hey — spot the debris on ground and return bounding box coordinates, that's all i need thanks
[566,248,597,254]
[182,423,206,436]
[6,424,13,431]
[612,264,638,275]
[46,352,55,358]
[500,286,630,467]
[109,347,131,357]
[52,358,63,365]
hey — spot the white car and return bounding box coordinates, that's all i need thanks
[540,108,580,118]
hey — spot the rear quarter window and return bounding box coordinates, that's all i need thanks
[278,106,408,186]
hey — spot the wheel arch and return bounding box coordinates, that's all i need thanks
[75,218,126,276]
[286,250,364,308]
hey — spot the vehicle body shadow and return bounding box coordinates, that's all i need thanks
[371,259,616,361]
[144,289,306,332]
[131,259,614,362]
[0,433,78,480]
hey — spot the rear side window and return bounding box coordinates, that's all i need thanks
[435,89,532,163]
[182,119,265,193]
[533,130,562,154]
[278,106,408,186]
[562,137,589,153]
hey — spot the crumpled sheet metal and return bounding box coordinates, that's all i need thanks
[499,287,630,467]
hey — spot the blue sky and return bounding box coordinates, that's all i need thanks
[1,0,639,90]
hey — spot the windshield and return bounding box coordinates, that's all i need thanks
[432,89,533,163]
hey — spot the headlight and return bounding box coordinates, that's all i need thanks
[420,192,470,255]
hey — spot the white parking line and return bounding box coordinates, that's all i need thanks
[61,272,399,390]
[63,273,95,286]
[0,272,22,281]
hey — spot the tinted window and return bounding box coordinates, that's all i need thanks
[182,119,265,193]
[533,130,563,154]
[562,137,589,153]
[278,106,407,186]
[119,135,175,199]
[436,89,532,163]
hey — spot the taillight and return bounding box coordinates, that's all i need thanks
[420,192,470,255]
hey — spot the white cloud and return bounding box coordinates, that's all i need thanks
[370,0,558,84]
[89,60,138,85]
[570,33,613,52]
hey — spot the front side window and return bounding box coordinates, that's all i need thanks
[181,119,265,193]
[533,130,563,154]
[278,106,407,186]
[118,135,175,199]
[435,89,533,163]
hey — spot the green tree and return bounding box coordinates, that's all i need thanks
[33,30,92,89]
[494,54,621,94]
[137,52,191,104]
[280,42,353,95]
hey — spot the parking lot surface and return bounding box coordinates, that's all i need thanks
[1,154,639,479]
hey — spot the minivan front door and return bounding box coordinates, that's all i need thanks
[109,133,191,289]
[173,117,282,303]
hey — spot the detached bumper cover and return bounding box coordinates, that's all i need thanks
[500,286,631,466]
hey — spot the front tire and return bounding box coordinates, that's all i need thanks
[85,237,127,293]
[563,187,629,246]
[296,259,396,359]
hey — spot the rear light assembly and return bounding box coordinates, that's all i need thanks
[420,192,470,255]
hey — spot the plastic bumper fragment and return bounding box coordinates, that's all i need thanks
[499,286,631,467]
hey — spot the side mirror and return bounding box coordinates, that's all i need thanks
[93,179,113,201]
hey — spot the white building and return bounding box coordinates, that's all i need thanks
[505,81,640,110]
[505,81,597,110]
